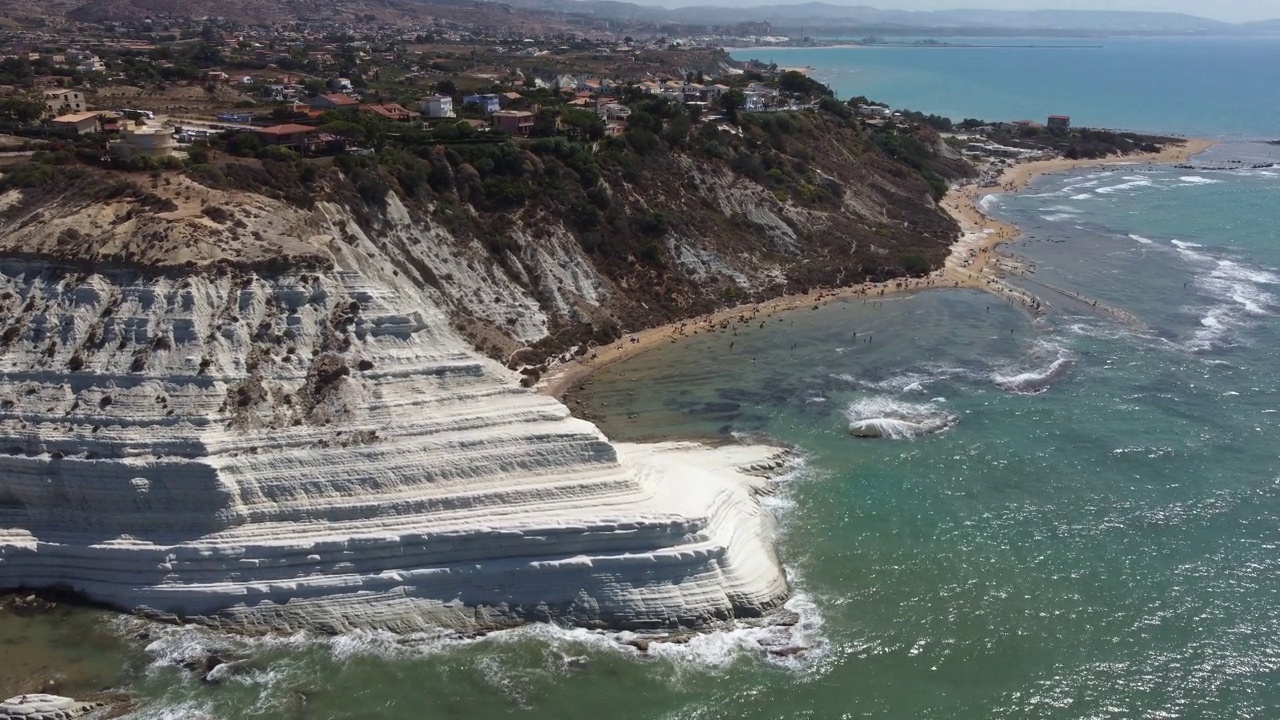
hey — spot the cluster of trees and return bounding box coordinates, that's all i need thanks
[0,98,46,126]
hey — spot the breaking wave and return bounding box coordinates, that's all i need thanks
[1171,240,1278,352]
[1177,175,1223,186]
[1095,178,1154,195]
[991,341,1074,394]
[844,397,958,439]
[834,365,977,394]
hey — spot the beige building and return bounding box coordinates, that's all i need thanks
[108,126,180,159]
[491,109,534,136]
[43,88,86,116]
[51,111,115,135]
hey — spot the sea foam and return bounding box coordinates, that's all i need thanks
[991,342,1074,394]
[1095,179,1154,195]
[1170,240,1278,351]
[844,397,957,439]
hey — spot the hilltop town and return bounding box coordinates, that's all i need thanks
[0,6,810,159]
[0,2,1175,365]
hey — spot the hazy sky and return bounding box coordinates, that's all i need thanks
[630,0,1279,23]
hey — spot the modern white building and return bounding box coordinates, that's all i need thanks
[76,55,106,74]
[421,95,455,118]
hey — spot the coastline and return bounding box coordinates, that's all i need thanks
[537,137,1217,400]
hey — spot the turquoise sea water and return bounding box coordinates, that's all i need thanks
[9,39,1280,720]
[734,38,1280,139]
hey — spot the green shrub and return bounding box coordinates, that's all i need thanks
[922,170,948,201]
[256,145,299,163]
[635,210,670,237]
[638,241,665,267]
[481,176,530,208]
[0,161,54,189]
[899,253,932,275]
[356,175,389,206]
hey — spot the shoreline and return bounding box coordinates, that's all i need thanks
[727,43,1101,51]
[537,137,1217,400]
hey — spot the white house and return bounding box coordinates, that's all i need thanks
[597,102,631,120]
[76,55,106,74]
[421,95,455,118]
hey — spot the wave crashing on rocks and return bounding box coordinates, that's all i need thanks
[845,397,958,439]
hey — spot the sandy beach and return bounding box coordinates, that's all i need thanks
[537,137,1217,400]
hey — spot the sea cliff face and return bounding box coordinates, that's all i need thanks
[0,114,963,632]
[0,181,790,632]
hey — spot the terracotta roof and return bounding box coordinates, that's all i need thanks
[52,111,116,123]
[252,123,317,135]
[316,93,358,106]
[360,103,410,119]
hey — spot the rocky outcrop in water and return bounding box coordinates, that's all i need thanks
[0,694,103,720]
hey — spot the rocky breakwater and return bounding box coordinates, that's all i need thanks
[0,197,789,634]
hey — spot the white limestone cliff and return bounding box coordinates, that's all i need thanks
[0,198,790,632]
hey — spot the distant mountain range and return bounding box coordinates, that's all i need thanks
[506,1,1280,35]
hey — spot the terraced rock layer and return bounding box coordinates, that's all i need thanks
[0,247,788,631]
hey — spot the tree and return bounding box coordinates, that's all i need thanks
[720,89,745,122]
[560,108,605,141]
[626,109,662,135]
[0,98,45,124]
[436,79,457,97]
[0,57,32,85]
[662,112,692,147]
[531,108,560,138]
[226,132,262,157]
[187,42,223,68]
[778,71,832,99]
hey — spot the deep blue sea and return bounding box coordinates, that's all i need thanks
[7,38,1280,720]
[734,37,1280,139]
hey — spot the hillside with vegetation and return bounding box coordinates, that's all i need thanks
[0,79,971,374]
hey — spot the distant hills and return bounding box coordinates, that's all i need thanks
[507,0,1280,35]
[11,0,1280,35]
[1241,17,1280,30]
